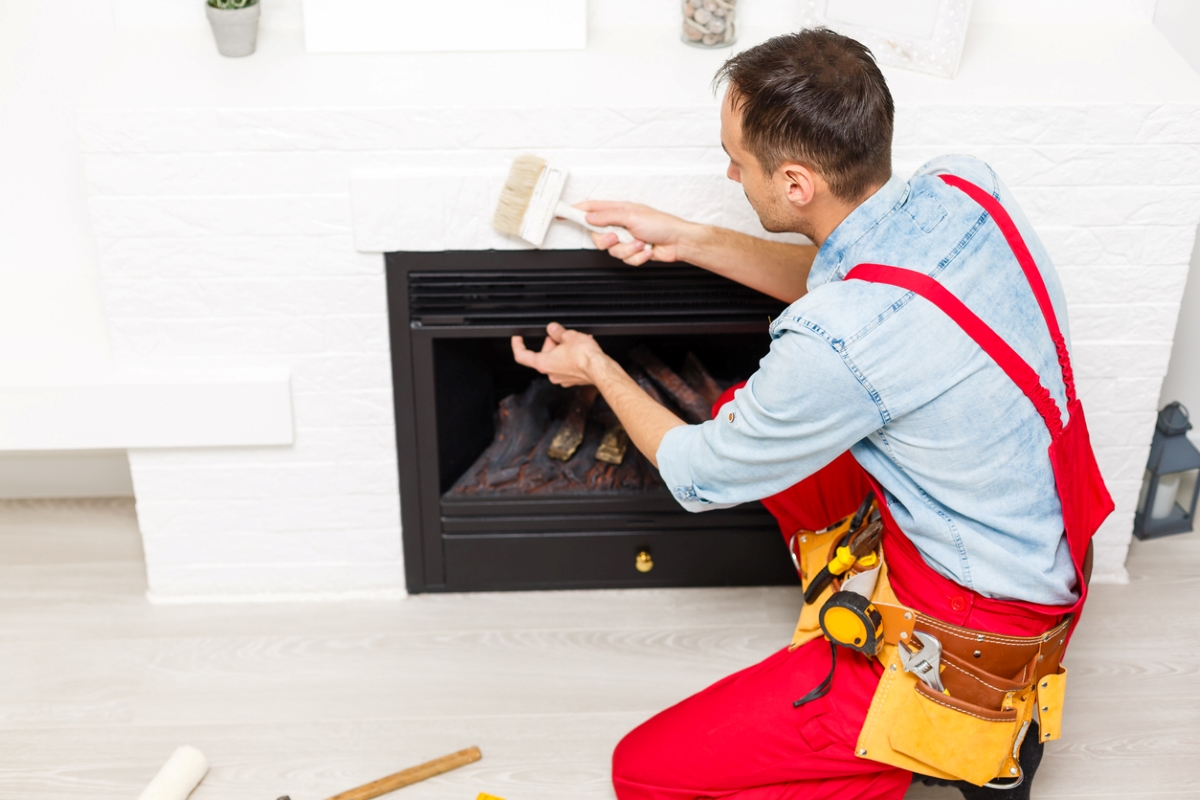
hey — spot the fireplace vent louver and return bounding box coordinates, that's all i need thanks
[408,267,784,327]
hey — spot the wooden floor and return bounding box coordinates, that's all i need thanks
[0,499,1195,799]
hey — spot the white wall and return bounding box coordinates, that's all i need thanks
[0,1,136,498]
[1160,228,1200,421]
[974,0,1156,22]
[1156,0,1200,439]
[0,2,310,501]
[110,0,303,32]
[1154,0,1200,73]
[0,2,114,383]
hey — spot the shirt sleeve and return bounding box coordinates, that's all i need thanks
[655,325,885,512]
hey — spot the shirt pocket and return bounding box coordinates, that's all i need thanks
[902,189,949,233]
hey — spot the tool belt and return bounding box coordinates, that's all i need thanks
[788,498,1069,788]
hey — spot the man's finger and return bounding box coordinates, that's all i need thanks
[624,246,655,267]
[585,206,638,228]
[511,335,540,370]
[590,231,619,251]
[608,240,647,261]
[546,322,567,344]
[574,200,625,214]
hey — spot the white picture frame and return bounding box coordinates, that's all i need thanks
[798,0,975,79]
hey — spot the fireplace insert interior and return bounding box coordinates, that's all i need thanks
[386,249,800,592]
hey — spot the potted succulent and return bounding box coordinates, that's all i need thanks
[206,0,260,58]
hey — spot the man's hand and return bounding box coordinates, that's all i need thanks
[511,322,605,387]
[575,201,699,266]
[512,322,687,467]
[575,199,816,302]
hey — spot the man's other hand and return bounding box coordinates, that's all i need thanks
[512,322,606,387]
[512,321,685,467]
[575,201,697,266]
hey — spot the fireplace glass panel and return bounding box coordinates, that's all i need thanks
[433,333,770,498]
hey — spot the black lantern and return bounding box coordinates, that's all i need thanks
[1134,402,1200,540]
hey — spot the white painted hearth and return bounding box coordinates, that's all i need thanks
[79,15,1200,600]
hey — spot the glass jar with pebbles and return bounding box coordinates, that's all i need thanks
[682,0,737,48]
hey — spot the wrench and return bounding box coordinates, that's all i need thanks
[898,630,946,694]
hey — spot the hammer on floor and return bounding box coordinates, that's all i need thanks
[279,746,483,800]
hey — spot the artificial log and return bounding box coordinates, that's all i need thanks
[631,368,667,407]
[680,351,723,407]
[448,379,662,497]
[596,420,629,465]
[467,380,554,489]
[548,385,599,461]
[446,343,742,498]
[629,344,712,424]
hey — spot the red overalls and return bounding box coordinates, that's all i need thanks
[611,176,1114,800]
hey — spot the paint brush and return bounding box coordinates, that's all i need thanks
[493,154,638,248]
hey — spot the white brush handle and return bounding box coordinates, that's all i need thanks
[555,202,635,244]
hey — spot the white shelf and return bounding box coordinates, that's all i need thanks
[0,371,293,451]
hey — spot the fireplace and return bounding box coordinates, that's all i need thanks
[387,249,799,593]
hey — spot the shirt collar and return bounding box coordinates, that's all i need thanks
[807,174,909,289]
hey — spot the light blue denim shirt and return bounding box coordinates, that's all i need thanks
[657,155,1077,606]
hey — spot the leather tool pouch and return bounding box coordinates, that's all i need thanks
[789,526,1070,787]
[859,640,1035,786]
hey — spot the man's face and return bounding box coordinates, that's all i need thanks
[720,89,797,234]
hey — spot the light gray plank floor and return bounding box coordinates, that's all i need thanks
[0,498,1195,799]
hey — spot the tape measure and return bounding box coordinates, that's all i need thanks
[818,591,884,656]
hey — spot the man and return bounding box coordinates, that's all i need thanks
[511,29,1109,800]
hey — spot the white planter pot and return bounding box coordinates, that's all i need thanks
[206,3,260,58]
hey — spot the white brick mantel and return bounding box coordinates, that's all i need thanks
[79,17,1200,599]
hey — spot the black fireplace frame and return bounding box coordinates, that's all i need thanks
[386,249,799,593]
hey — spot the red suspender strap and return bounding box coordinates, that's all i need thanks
[938,174,1077,405]
[844,264,1064,439]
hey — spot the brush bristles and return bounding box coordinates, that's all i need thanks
[493,154,547,236]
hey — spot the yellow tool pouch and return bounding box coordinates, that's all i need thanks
[789,527,1070,787]
[788,514,878,647]
[858,634,1035,786]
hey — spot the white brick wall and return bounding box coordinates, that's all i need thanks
[81,98,1200,597]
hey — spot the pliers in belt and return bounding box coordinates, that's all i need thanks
[803,493,882,605]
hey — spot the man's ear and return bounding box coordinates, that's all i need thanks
[779,162,818,209]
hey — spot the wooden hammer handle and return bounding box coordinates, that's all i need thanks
[324,747,482,800]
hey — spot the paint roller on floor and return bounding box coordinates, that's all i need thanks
[137,745,209,800]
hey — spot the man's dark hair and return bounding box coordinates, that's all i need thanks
[715,28,894,203]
